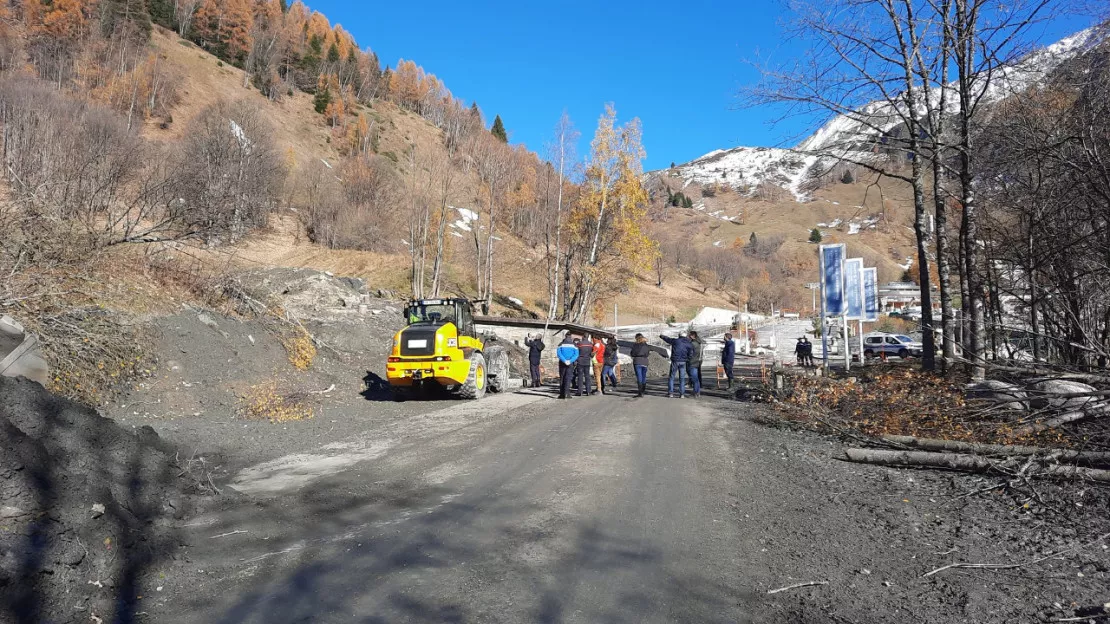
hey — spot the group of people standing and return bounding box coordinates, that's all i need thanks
[794,337,815,367]
[527,329,739,400]
[541,334,621,399]
[659,330,736,399]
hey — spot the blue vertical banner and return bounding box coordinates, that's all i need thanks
[845,258,864,320]
[863,267,879,322]
[820,244,846,316]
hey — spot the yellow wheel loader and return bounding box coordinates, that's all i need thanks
[386,298,509,400]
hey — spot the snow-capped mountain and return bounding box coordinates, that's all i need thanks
[663,25,1105,201]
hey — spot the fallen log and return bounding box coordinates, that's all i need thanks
[841,449,1110,483]
[879,435,1110,466]
[1014,403,1110,436]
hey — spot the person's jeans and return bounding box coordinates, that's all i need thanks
[634,364,648,387]
[668,361,687,395]
[602,365,617,388]
[687,362,702,394]
[576,362,593,395]
[530,363,541,386]
[722,361,735,381]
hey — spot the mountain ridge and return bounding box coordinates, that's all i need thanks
[658,25,1106,202]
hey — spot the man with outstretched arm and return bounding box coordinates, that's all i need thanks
[524,334,545,388]
[660,332,693,399]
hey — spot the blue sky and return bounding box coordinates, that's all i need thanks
[307,1,1094,171]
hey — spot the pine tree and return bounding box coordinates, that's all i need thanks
[147,0,174,30]
[840,169,855,184]
[749,232,757,245]
[100,0,153,38]
[326,41,340,64]
[809,228,823,243]
[490,114,507,142]
[682,195,693,209]
[314,82,330,113]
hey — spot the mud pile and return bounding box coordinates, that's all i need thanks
[0,376,191,624]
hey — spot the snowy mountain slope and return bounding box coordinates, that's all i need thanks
[798,25,1106,155]
[671,147,820,198]
[661,25,1105,201]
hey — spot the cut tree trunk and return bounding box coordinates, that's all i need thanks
[841,449,1110,483]
[880,435,1110,466]
[1014,403,1110,436]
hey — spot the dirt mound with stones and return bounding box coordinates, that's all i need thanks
[0,376,197,624]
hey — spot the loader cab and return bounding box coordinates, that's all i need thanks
[403,299,476,337]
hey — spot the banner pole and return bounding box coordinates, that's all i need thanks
[842,314,851,371]
[858,319,866,367]
[820,247,829,371]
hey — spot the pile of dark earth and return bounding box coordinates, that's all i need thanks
[0,376,201,624]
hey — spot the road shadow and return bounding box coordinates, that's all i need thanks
[166,468,756,624]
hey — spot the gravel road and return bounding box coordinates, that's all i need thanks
[127,382,1109,624]
[155,386,766,623]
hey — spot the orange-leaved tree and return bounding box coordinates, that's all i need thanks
[564,104,654,322]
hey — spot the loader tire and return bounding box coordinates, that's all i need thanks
[486,346,509,393]
[457,352,487,400]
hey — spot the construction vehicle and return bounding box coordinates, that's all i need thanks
[385,298,509,400]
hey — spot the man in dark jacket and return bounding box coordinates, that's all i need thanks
[688,331,704,398]
[630,334,651,397]
[721,333,736,388]
[661,332,692,398]
[575,337,594,396]
[556,336,579,399]
[601,337,619,394]
[524,334,545,388]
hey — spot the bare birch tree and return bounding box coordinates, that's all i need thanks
[749,0,941,369]
[544,112,579,320]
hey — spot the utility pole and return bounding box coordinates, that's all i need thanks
[806,282,820,314]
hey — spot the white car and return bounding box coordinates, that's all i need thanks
[861,333,923,359]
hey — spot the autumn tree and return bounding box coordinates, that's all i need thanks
[563,105,655,322]
[193,0,253,66]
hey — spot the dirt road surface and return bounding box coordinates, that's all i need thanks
[119,381,1109,624]
[155,387,765,623]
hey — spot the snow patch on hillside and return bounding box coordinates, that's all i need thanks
[675,147,821,201]
[449,206,479,232]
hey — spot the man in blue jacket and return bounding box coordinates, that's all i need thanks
[524,334,545,388]
[556,336,579,399]
[660,332,693,398]
[721,333,736,389]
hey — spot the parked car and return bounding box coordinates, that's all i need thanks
[861,333,923,359]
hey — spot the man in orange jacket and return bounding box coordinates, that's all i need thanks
[591,336,605,395]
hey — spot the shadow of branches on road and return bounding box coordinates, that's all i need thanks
[168,470,754,623]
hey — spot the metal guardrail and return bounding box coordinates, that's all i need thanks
[0,315,49,385]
